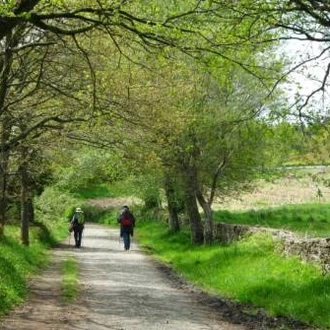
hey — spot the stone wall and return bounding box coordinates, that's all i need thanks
[213,223,330,274]
[283,237,330,274]
[213,223,250,244]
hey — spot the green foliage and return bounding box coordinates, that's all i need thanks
[214,204,330,237]
[124,173,162,210]
[74,184,114,199]
[34,186,81,223]
[136,220,330,329]
[0,1,16,15]
[81,204,115,224]
[53,148,127,195]
[32,186,90,247]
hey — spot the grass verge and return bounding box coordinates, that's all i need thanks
[214,203,330,237]
[0,228,49,316]
[136,219,330,329]
[61,257,79,303]
[0,220,70,317]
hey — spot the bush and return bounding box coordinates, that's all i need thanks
[34,187,81,223]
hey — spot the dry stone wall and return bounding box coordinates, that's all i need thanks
[213,223,330,274]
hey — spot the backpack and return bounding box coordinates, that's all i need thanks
[76,212,85,225]
[121,211,133,226]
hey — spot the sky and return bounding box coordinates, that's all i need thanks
[280,38,330,117]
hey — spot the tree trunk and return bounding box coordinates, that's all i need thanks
[184,187,203,244]
[21,188,29,246]
[27,198,34,223]
[196,189,213,245]
[0,169,6,236]
[182,164,203,245]
[164,175,180,232]
[0,32,15,236]
[0,123,10,237]
[20,145,29,246]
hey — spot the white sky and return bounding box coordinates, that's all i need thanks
[278,38,330,117]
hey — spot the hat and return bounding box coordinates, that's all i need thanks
[122,205,129,210]
[76,207,82,213]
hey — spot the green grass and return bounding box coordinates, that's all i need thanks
[61,257,79,303]
[0,220,70,317]
[136,219,330,329]
[214,203,330,237]
[0,227,50,316]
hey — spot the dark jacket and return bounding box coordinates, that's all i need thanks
[118,209,135,233]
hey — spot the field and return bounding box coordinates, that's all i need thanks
[219,168,330,211]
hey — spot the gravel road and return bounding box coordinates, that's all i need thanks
[0,223,245,330]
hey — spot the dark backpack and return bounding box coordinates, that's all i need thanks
[121,211,133,226]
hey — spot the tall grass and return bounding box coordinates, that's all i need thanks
[0,187,75,317]
[136,219,330,329]
[214,203,330,237]
[0,227,50,316]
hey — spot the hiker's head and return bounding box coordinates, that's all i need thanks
[76,207,83,213]
[122,205,129,211]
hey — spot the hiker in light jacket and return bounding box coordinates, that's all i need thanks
[70,207,85,248]
[117,205,135,250]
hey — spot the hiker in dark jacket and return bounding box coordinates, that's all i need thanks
[117,205,135,250]
[70,207,85,248]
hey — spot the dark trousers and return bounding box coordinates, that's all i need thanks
[121,226,133,250]
[73,226,84,248]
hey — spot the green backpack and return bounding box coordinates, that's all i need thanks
[76,212,85,224]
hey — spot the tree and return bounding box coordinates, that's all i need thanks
[206,1,330,117]
[0,25,94,237]
[102,46,281,244]
[0,0,288,242]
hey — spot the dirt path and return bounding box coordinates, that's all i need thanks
[0,222,316,330]
[0,224,245,330]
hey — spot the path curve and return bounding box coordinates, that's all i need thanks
[0,223,245,330]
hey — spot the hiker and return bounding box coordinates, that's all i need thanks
[70,207,85,248]
[117,205,135,250]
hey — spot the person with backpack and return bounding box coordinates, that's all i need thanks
[70,207,85,248]
[117,205,135,251]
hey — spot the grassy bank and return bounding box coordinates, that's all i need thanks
[214,203,330,237]
[0,186,92,317]
[0,228,47,316]
[0,222,69,317]
[136,218,330,329]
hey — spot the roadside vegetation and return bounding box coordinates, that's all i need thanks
[135,213,330,329]
[215,203,330,237]
[0,190,76,316]
[1,173,330,328]
[79,176,330,329]
[0,226,55,316]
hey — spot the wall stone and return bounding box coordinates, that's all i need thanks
[283,237,330,274]
[213,223,330,274]
[213,223,250,244]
